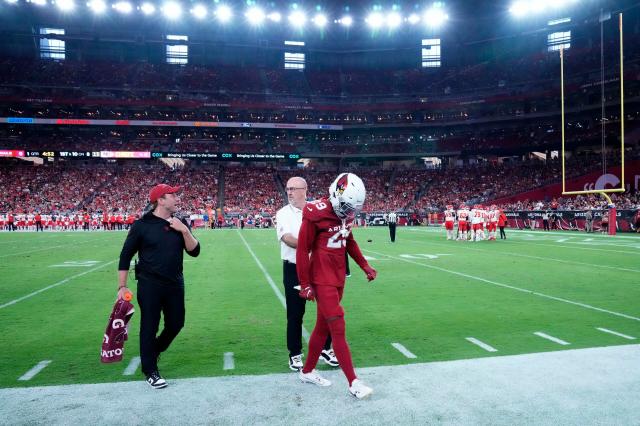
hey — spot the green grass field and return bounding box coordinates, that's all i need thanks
[1,227,639,389]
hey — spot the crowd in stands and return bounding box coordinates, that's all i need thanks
[1,154,639,231]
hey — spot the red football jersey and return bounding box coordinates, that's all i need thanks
[296,198,368,288]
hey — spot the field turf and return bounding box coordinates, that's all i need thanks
[0,226,638,388]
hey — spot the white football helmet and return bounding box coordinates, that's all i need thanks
[329,173,366,220]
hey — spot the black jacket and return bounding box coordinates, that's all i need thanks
[118,212,200,286]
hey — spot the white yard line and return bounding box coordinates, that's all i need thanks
[224,352,235,370]
[364,249,640,323]
[402,237,640,274]
[596,327,636,340]
[123,357,141,376]
[0,260,117,310]
[18,360,52,381]
[466,337,498,352]
[236,231,310,342]
[391,342,417,359]
[2,344,640,424]
[534,332,570,346]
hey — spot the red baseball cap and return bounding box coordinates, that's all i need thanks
[149,184,181,203]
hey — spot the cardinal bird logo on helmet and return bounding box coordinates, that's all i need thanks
[336,174,349,196]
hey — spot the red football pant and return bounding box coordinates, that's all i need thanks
[302,285,357,385]
[445,222,454,230]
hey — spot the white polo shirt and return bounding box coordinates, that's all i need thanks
[276,203,303,263]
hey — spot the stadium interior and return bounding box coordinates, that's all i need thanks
[1,0,638,227]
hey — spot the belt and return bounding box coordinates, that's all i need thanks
[283,260,296,264]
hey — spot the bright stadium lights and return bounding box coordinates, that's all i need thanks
[5,0,19,4]
[509,1,528,17]
[215,4,232,23]
[288,10,307,28]
[366,12,384,29]
[87,0,106,13]
[55,0,75,11]
[162,1,181,19]
[30,0,48,5]
[312,13,327,28]
[407,13,420,24]
[245,6,265,25]
[423,6,448,28]
[112,1,132,14]
[387,11,402,29]
[267,11,281,22]
[190,4,207,19]
[337,15,353,27]
[139,2,155,14]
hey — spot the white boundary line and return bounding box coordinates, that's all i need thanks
[18,360,52,381]
[596,327,636,340]
[465,337,498,352]
[236,231,310,342]
[364,249,640,322]
[402,236,640,274]
[224,352,235,370]
[123,357,141,376]
[534,332,570,345]
[0,260,117,310]
[391,342,417,358]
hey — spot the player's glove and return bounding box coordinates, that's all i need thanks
[363,265,377,282]
[299,285,315,301]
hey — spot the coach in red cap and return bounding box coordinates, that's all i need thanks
[117,183,200,389]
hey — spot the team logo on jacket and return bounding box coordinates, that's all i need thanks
[336,174,349,195]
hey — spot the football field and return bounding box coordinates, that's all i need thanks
[0,226,639,390]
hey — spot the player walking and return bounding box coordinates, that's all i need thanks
[296,172,378,399]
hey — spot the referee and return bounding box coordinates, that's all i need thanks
[276,177,337,371]
[387,211,398,242]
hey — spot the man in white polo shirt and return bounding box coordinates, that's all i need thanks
[276,176,338,371]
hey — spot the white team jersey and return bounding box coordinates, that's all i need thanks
[444,209,455,223]
[470,209,485,225]
[457,209,469,222]
[489,210,499,223]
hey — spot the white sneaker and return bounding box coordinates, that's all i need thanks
[319,349,339,367]
[349,379,373,399]
[289,354,303,371]
[299,369,332,387]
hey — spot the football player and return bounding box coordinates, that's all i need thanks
[487,205,499,240]
[457,204,470,241]
[296,173,377,399]
[444,205,456,240]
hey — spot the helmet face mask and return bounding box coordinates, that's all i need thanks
[329,173,366,220]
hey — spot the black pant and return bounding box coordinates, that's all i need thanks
[389,223,396,242]
[499,226,506,239]
[543,219,549,231]
[36,221,43,232]
[137,279,185,375]
[283,261,331,357]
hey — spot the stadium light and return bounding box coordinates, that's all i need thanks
[387,11,402,29]
[87,0,106,13]
[55,0,75,11]
[288,10,307,28]
[407,13,420,24]
[190,4,207,19]
[215,4,232,23]
[338,15,353,27]
[366,12,384,29]
[312,13,327,28]
[267,11,281,22]
[112,1,132,14]
[509,1,528,16]
[139,2,155,15]
[29,0,48,5]
[245,7,265,25]
[162,1,181,19]
[423,6,448,28]
[5,0,19,4]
